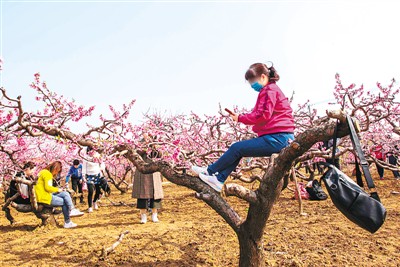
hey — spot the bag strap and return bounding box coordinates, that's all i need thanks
[346,115,374,188]
[354,157,364,187]
[346,114,381,201]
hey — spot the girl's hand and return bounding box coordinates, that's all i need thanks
[230,113,239,122]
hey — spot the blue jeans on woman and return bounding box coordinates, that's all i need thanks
[50,191,74,223]
[207,133,294,183]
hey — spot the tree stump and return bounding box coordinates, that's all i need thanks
[34,204,60,226]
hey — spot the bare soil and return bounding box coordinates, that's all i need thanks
[1,169,399,267]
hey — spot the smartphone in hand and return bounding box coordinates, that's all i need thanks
[225,108,234,115]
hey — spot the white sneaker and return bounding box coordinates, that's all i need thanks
[64,221,77,228]
[88,207,93,213]
[191,165,209,177]
[93,202,99,210]
[140,213,147,224]
[199,173,223,192]
[70,208,84,217]
[152,213,159,223]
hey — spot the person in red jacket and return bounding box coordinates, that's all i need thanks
[371,144,386,180]
[192,62,295,192]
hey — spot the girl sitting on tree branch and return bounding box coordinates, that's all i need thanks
[192,62,295,192]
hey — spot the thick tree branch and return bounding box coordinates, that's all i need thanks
[114,144,243,231]
[224,183,258,204]
[2,192,20,211]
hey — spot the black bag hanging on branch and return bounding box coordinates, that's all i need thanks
[320,114,386,233]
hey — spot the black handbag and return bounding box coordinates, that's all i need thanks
[320,114,386,233]
[306,180,328,200]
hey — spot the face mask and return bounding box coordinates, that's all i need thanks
[251,82,264,92]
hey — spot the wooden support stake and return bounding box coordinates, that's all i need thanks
[292,167,307,216]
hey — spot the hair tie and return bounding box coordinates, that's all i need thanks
[265,61,274,69]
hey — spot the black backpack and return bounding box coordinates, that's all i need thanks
[306,179,328,200]
[320,114,386,233]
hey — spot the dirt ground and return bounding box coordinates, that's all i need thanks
[1,169,399,267]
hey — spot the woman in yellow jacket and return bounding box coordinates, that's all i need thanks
[34,161,84,228]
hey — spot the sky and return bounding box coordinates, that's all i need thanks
[1,0,399,132]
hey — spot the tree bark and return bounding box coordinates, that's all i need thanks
[237,229,265,267]
[236,196,279,267]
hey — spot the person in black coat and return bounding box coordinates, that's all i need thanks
[7,162,36,205]
[387,145,400,179]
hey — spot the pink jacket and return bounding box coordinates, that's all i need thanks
[238,82,295,137]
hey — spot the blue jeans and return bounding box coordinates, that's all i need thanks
[51,191,74,223]
[207,133,294,183]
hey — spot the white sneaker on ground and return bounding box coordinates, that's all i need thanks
[70,208,84,217]
[88,207,93,213]
[152,213,159,223]
[93,202,99,210]
[191,166,209,177]
[64,221,77,228]
[140,213,147,224]
[199,173,224,192]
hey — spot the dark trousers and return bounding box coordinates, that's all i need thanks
[71,178,84,203]
[388,155,400,178]
[87,183,101,208]
[375,163,384,178]
[137,199,162,210]
[304,162,324,175]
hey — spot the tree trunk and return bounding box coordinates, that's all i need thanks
[236,173,285,267]
[237,229,264,267]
